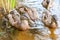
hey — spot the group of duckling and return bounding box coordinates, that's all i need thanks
[0,0,57,31]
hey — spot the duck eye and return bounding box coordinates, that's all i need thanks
[46,0,49,4]
[44,16,47,19]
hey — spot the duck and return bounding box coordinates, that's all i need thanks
[41,0,50,9]
[42,11,57,29]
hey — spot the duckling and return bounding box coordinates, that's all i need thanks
[8,9,30,31]
[15,4,38,21]
[41,0,50,9]
[42,11,57,29]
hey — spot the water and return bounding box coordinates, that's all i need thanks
[16,0,60,40]
[0,0,60,40]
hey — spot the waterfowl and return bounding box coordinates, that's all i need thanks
[42,11,57,29]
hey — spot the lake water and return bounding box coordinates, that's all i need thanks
[0,0,60,40]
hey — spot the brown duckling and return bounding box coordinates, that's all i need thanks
[15,4,38,21]
[7,10,30,31]
[41,0,50,9]
[42,11,57,29]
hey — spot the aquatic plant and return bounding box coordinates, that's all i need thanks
[1,0,16,13]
